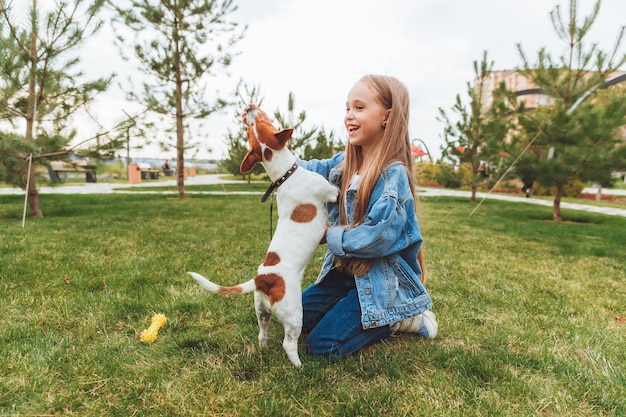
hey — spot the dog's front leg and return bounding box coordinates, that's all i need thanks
[276,297,303,368]
[282,318,302,368]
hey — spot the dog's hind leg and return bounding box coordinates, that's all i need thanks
[257,312,271,349]
[254,294,271,348]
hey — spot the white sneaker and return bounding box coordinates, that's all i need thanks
[393,310,438,339]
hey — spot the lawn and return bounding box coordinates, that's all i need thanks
[0,192,624,416]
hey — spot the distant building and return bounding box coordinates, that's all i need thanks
[480,70,626,109]
[479,70,626,143]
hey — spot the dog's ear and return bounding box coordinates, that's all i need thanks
[274,128,294,147]
[240,150,262,173]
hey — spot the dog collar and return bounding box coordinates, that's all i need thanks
[261,162,298,202]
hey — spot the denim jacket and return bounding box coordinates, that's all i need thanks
[299,152,433,329]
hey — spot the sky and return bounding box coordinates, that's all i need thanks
[10,0,626,161]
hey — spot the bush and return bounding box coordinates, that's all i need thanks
[415,162,441,186]
[98,160,128,180]
[434,164,463,188]
[533,179,585,197]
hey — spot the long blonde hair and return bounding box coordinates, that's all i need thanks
[339,75,426,281]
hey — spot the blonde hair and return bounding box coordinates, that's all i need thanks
[339,75,426,281]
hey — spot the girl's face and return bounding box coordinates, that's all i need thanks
[344,81,389,152]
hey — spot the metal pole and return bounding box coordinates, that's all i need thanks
[22,154,33,228]
[411,138,433,163]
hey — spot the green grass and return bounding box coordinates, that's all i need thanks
[0,193,624,416]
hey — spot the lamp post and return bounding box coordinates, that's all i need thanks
[122,110,135,170]
[411,138,433,163]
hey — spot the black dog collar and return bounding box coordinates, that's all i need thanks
[261,162,299,202]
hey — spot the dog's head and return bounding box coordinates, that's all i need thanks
[240,103,294,173]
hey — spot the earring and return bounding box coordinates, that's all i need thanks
[382,123,387,129]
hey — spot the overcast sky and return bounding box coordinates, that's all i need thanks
[18,0,626,160]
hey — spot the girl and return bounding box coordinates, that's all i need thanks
[299,74,437,359]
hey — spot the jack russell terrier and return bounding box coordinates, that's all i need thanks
[188,104,338,367]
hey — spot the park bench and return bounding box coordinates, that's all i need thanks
[137,163,160,180]
[48,161,97,183]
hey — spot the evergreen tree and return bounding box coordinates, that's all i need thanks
[273,92,317,159]
[583,80,626,193]
[110,0,246,198]
[0,0,114,218]
[438,51,515,201]
[303,130,344,161]
[515,0,626,221]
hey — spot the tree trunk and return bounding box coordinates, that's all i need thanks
[176,88,185,199]
[25,0,42,218]
[470,162,478,202]
[174,16,185,199]
[553,185,564,222]
[27,168,42,218]
[595,184,602,201]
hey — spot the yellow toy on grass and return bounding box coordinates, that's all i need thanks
[140,314,167,343]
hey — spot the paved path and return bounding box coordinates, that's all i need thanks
[417,188,626,217]
[1,174,625,217]
[0,174,237,195]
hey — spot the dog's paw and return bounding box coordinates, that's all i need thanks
[328,186,339,203]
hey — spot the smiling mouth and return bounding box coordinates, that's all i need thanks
[347,125,359,133]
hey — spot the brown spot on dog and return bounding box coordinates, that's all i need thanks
[264,147,273,162]
[254,273,286,305]
[217,286,243,295]
[264,252,280,266]
[291,203,317,223]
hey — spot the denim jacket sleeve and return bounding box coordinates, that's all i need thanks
[325,164,421,260]
[297,152,345,179]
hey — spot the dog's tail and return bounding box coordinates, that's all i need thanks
[187,272,257,295]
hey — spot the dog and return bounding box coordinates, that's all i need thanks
[188,104,338,367]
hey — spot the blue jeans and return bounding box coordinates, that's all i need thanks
[302,269,391,359]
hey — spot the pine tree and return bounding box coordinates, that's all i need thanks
[303,130,344,161]
[438,51,515,201]
[0,0,113,218]
[272,92,317,159]
[110,0,246,198]
[515,0,626,221]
